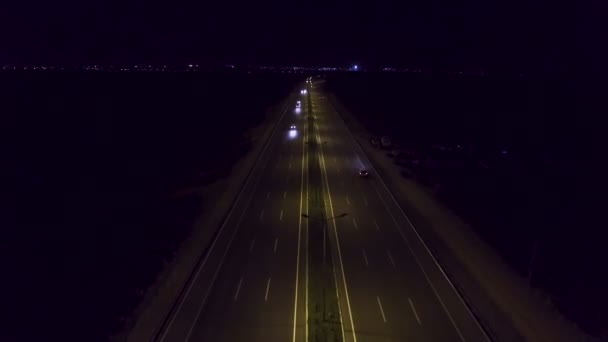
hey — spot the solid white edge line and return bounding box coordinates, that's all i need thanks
[249,238,256,253]
[331,96,488,342]
[409,298,422,325]
[265,278,272,302]
[387,250,396,269]
[376,296,387,323]
[316,113,356,342]
[234,276,244,302]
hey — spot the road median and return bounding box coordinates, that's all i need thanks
[306,93,343,342]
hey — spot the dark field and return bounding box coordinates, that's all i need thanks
[327,71,607,338]
[4,70,607,340]
[4,70,298,341]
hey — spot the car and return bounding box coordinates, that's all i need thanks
[359,169,369,177]
[296,100,301,108]
[290,124,296,130]
[300,89,307,94]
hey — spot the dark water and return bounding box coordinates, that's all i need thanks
[327,71,608,339]
[3,71,298,341]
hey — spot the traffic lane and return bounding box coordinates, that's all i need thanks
[234,205,301,342]
[326,212,400,341]
[186,215,274,341]
[220,136,306,341]
[317,94,485,341]
[316,126,393,340]
[322,153,415,341]
[187,162,303,341]
[315,100,464,341]
[186,103,307,341]
[329,180,428,340]
[288,97,308,342]
[322,105,464,341]
[315,90,430,341]
[230,98,308,340]
[190,203,302,341]
[343,175,462,341]
[158,100,297,342]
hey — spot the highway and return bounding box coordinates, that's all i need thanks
[154,78,490,342]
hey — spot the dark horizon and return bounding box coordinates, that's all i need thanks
[2,0,607,74]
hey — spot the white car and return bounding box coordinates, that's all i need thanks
[300,89,307,94]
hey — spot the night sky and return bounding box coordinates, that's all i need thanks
[1,0,606,71]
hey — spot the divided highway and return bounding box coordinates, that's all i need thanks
[153,79,491,342]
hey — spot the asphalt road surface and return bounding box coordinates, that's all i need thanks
[154,79,491,342]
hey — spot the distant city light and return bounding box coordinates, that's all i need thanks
[0,64,495,77]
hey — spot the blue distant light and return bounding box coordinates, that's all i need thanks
[353,65,358,70]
